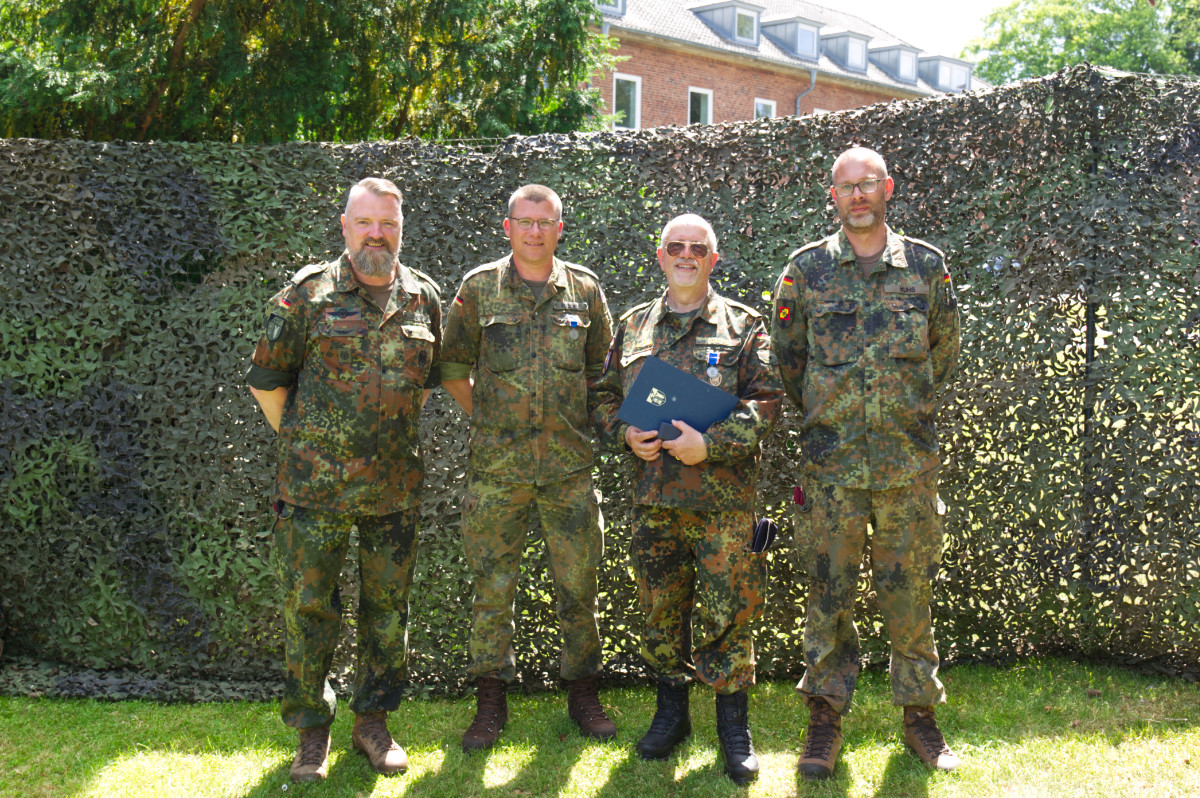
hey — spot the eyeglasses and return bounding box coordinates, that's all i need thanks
[665,241,711,258]
[833,179,882,197]
[509,217,560,231]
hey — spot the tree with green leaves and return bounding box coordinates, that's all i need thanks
[0,0,616,142]
[964,0,1188,85]
[1167,0,1200,75]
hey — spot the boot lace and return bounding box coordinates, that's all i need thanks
[297,728,328,766]
[906,709,951,757]
[568,676,609,723]
[468,680,506,732]
[803,702,840,759]
[357,712,396,751]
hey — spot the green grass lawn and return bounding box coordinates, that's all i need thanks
[1,658,1197,798]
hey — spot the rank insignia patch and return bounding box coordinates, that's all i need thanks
[266,313,285,342]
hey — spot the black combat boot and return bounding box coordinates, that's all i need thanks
[635,681,691,760]
[714,690,759,785]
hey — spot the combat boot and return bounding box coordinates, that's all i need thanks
[352,711,409,775]
[903,706,961,771]
[635,681,691,760]
[462,676,508,752]
[714,690,759,785]
[797,696,842,780]
[289,723,331,782]
[567,674,617,740]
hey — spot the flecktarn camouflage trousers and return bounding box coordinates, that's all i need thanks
[462,469,604,682]
[630,506,765,694]
[272,502,419,729]
[796,470,947,714]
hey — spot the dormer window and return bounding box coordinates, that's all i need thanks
[690,1,765,46]
[735,9,756,42]
[594,0,624,14]
[919,56,973,92]
[821,30,871,73]
[761,15,821,60]
[869,44,921,84]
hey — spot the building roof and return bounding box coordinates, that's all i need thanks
[600,0,973,97]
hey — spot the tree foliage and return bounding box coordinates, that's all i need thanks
[1168,0,1200,75]
[964,0,1188,85]
[0,0,616,142]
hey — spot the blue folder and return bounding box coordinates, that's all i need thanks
[616,355,738,439]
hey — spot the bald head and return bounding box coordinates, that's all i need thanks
[659,214,717,251]
[831,147,888,184]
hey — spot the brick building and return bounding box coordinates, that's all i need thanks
[592,0,976,129]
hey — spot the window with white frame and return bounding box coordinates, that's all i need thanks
[594,0,623,12]
[689,87,713,125]
[796,24,818,58]
[613,73,641,129]
[735,8,757,42]
[939,62,970,91]
[754,98,776,119]
[847,38,867,71]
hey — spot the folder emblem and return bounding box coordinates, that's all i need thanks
[647,387,667,406]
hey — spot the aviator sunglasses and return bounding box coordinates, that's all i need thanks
[665,241,711,258]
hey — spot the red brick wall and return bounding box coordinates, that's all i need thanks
[592,36,916,128]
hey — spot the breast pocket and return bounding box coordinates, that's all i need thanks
[316,319,371,381]
[395,322,435,385]
[552,312,591,370]
[692,343,739,389]
[480,313,523,372]
[885,295,930,360]
[810,300,860,366]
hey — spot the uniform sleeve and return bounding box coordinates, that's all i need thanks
[590,321,628,452]
[928,258,961,390]
[769,261,807,410]
[246,283,307,390]
[704,316,784,463]
[439,277,480,381]
[585,282,617,423]
[423,282,444,390]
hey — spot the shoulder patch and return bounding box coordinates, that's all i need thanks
[721,296,763,320]
[901,235,946,259]
[618,299,656,322]
[290,261,331,286]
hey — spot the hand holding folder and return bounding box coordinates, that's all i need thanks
[616,356,738,437]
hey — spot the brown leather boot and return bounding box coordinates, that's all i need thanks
[797,696,842,781]
[352,711,409,775]
[567,674,617,740]
[289,724,331,782]
[462,676,508,752]
[903,706,961,771]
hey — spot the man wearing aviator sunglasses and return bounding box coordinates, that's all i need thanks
[593,214,783,785]
[771,147,962,779]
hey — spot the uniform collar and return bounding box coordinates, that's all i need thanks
[649,286,718,325]
[833,226,910,270]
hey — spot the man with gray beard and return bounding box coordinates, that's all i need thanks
[247,177,443,782]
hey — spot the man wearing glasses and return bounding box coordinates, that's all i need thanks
[592,214,782,785]
[771,147,961,779]
[441,184,616,751]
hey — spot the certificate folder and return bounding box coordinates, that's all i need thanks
[616,355,738,437]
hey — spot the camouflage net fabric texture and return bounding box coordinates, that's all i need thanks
[1,64,1197,699]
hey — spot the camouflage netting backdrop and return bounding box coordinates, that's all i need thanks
[2,64,1198,701]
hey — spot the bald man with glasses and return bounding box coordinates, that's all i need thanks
[771,146,962,779]
[593,214,782,785]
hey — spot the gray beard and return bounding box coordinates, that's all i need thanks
[352,246,398,279]
[843,210,879,231]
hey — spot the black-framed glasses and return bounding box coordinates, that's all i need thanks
[832,179,882,197]
[509,217,560,231]
[665,241,711,258]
